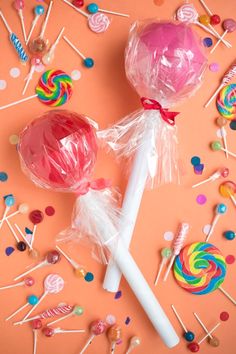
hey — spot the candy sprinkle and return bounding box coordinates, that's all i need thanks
[125,316,131,325]
[0,172,8,182]
[114,290,122,299]
[5,246,15,256]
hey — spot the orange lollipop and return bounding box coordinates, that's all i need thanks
[219,181,236,206]
[107,325,122,353]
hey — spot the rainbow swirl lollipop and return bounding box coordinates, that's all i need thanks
[217,84,236,120]
[36,69,73,107]
[174,242,226,295]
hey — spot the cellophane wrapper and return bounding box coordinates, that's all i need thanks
[98,20,207,186]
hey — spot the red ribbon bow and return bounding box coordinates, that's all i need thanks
[141,97,179,126]
[75,178,112,196]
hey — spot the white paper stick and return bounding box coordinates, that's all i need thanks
[18,10,27,43]
[14,260,47,281]
[0,95,38,111]
[47,311,72,326]
[33,330,37,354]
[6,219,20,243]
[0,206,10,230]
[0,281,24,290]
[205,214,220,242]
[40,0,53,39]
[198,323,221,345]
[210,31,228,54]
[199,0,213,16]
[80,334,95,354]
[0,11,12,34]
[5,302,28,321]
[99,8,129,17]
[221,147,236,158]
[22,66,36,95]
[55,245,78,269]
[192,177,212,188]
[111,342,116,353]
[55,328,85,334]
[26,16,40,45]
[171,305,187,333]
[204,84,224,108]
[218,286,236,305]
[62,0,89,18]
[193,312,212,337]
[207,24,231,48]
[63,36,86,59]
[154,259,165,286]
[30,225,37,248]
[230,195,236,207]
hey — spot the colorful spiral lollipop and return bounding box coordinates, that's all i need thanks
[174,242,226,295]
[217,84,236,120]
[36,69,73,107]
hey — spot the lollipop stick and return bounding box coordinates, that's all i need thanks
[26,17,39,45]
[20,291,48,323]
[0,206,10,230]
[198,323,220,345]
[199,0,213,16]
[56,245,78,268]
[40,0,53,39]
[33,330,37,354]
[205,214,220,242]
[154,259,165,286]
[14,224,33,250]
[193,312,212,337]
[218,286,236,305]
[47,311,72,326]
[221,147,236,158]
[171,305,187,333]
[30,225,37,247]
[230,195,236,207]
[210,31,228,54]
[192,177,212,188]
[0,95,38,111]
[163,255,175,282]
[111,342,116,353]
[19,10,27,43]
[99,8,129,17]
[57,329,85,334]
[14,260,46,281]
[5,302,28,321]
[221,127,229,159]
[22,66,35,95]
[62,0,89,18]
[0,281,24,290]
[80,334,95,354]
[63,36,86,59]
[0,11,12,33]
[205,84,224,108]
[6,219,20,243]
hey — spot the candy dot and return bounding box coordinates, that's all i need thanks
[203,37,213,47]
[196,194,207,205]
[191,156,200,166]
[74,267,86,278]
[229,120,236,130]
[114,290,122,299]
[125,316,131,325]
[5,195,15,206]
[163,231,174,241]
[84,272,94,282]
[220,311,229,321]
[84,57,94,68]
[71,70,81,81]
[226,255,235,264]
[0,80,7,90]
[10,67,21,78]
[45,206,55,216]
[9,134,19,145]
[203,224,211,235]
[106,314,116,325]
[210,14,221,25]
[0,172,8,182]
[31,319,42,330]
[184,331,195,342]
[216,203,227,214]
[29,210,44,224]
[187,342,200,352]
[5,246,15,256]
[209,62,220,72]
[208,336,220,347]
[19,203,29,214]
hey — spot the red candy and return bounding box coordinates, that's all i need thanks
[42,326,55,337]
[24,277,35,287]
[220,311,229,321]
[90,320,107,335]
[29,210,44,224]
[221,167,229,178]
[45,206,55,216]
[210,15,221,26]
[46,250,61,264]
[187,342,200,352]
[31,319,42,330]
[72,0,84,7]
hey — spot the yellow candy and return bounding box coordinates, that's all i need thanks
[199,14,210,25]
[74,267,86,278]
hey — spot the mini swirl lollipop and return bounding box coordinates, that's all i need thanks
[163,223,189,281]
[193,313,220,347]
[63,0,110,33]
[216,117,229,158]
[0,277,34,291]
[205,61,236,107]
[107,324,122,353]
[19,274,65,323]
[14,0,27,43]
[63,36,94,68]
[17,110,179,347]
[0,70,73,111]
[26,5,45,45]
[5,295,39,321]
[199,0,221,25]
[192,167,229,188]
[47,305,83,326]
[0,10,28,62]
[154,247,172,285]
[211,141,236,159]
[125,336,141,354]
[14,250,61,281]
[210,19,236,54]
[171,305,195,342]
[80,319,107,354]
[217,84,236,120]
[43,326,85,337]
[14,304,73,325]
[31,319,42,354]
[219,181,236,207]
[42,27,65,65]
[187,322,221,352]
[87,3,129,18]
[56,245,94,281]
[174,242,236,305]
[205,203,227,242]
[0,195,15,230]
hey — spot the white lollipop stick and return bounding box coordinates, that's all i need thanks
[111,342,116,353]
[26,16,40,45]
[47,311,72,326]
[230,194,236,207]
[210,31,228,54]
[14,224,33,250]
[154,248,172,286]
[62,0,89,18]
[192,171,221,188]
[207,25,231,48]
[171,305,188,333]
[40,0,53,39]
[198,323,221,345]
[0,278,33,290]
[30,224,37,248]
[218,286,236,305]
[220,147,236,158]
[199,0,213,16]
[0,206,10,230]
[56,245,79,269]
[22,65,37,95]
[18,9,27,43]
[222,128,229,159]
[14,260,48,281]
[5,219,20,243]
[193,312,213,338]
[0,203,29,223]
[42,27,65,65]
[205,83,224,107]
[0,95,38,111]
[89,6,129,18]
[80,334,95,354]
[205,214,220,242]
[6,302,29,321]
[63,36,86,60]
[163,223,189,282]
[54,327,85,334]
[33,330,38,354]
[195,22,230,47]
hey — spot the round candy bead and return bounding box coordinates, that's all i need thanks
[84,272,94,282]
[72,0,84,7]
[35,5,45,16]
[74,306,84,316]
[84,58,94,68]
[184,331,195,342]
[220,167,229,178]
[208,336,220,347]
[42,326,54,337]
[9,134,19,145]
[211,141,222,151]
[87,3,99,14]
[91,320,107,335]
[216,116,227,127]
[29,210,44,224]
[31,319,42,330]
[210,14,221,25]
[5,195,15,207]
[24,277,35,286]
[191,156,200,166]
[46,250,61,264]
[28,295,39,305]
[161,247,172,258]
[199,15,210,25]
[216,203,227,214]
[187,342,200,352]
[17,241,27,252]
[209,62,220,72]
[45,206,55,216]
[74,267,86,278]
[203,37,213,47]
[223,230,235,240]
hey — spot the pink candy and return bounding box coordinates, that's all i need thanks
[14,0,24,10]
[90,319,107,335]
[223,19,236,32]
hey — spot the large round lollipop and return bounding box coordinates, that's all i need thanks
[99,20,207,293]
[18,110,179,348]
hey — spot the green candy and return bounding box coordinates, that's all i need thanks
[211,141,222,151]
[161,247,172,258]
[74,306,84,316]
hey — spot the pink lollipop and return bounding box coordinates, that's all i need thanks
[192,167,229,188]
[62,0,110,33]
[20,274,64,323]
[211,19,236,53]
[0,277,34,291]
[80,320,107,353]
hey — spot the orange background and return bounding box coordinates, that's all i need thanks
[0,0,236,353]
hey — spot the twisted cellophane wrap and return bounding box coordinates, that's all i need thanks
[98,20,208,186]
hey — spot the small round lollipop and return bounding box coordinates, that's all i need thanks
[125,336,141,354]
[20,274,65,324]
[29,209,44,248]
[80,319,107,354]
[26,5,45,45]
[199,0,221,25]
[219,180,236,207]
[87,3,129,17]
[187,322,221,352]
[31,319,42,354]
[211,19,236,53]
[5,218,27,252]
[217,84,236,120]
[0,195,15,230]
[0,203,29,222]
[42,27,65,65]
[205,203,227,242]
[43,326,85,337]
[154,247,172,285]
[192,167,229,188]
[14,250,61,281]
[108,324,122,353]
[14,0,27,43]
[223,230,235,240]
[14,224,40,259]
[5,294,38,321]
[211,141,236,159]
[171,305,195,342]
[216,117,229,158]
[63,36,94,68]
[0,276,34,291]
[198,15,230,48]
[193,313,220,347]
[47,305,83,326]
